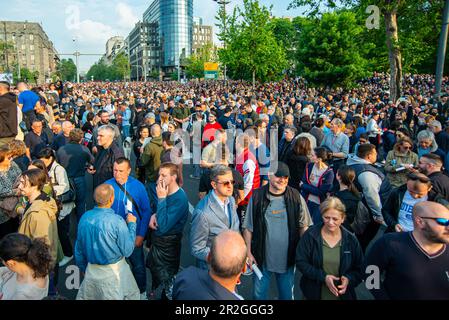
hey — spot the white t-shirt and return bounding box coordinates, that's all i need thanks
[0,268,49,300]
[308,165,328,204]
[398,191,428,232]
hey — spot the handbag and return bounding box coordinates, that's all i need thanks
[0,196,19,218]
[52,165,76,204]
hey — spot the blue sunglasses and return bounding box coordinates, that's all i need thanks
[420,217,449,227]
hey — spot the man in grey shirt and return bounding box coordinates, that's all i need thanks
[243,161,313,300]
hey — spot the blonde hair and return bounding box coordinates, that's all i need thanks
[8,140,27,158]
[320,197,346,217]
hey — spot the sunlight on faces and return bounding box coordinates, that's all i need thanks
[406,180,431,199]
[211,172,234,198]
[322,209,345,233]
[419,139,432,149]
[113,162,131,185]
[157,167,176,187]
[269,174,288,193]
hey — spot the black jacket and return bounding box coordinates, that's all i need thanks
[428,171,449,202]
[284,151,308,190]
[250,184,305,268]
[334,189,361,231]
[0,92,18,138]
[173,266,239,300]
[296,224,365,300]
[382,185,407,233]
[93,142,124,188]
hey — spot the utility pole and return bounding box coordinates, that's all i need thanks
[59,52,103,83]
[435,0,449,102]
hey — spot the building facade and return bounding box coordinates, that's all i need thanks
[127,22,149,81]
[104,36,125,65]
[193,17,213,54]
[1,21,59,84]
[143,0,193,75]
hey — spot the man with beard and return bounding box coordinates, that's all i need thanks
[366,201,449,300]
[92,110,122,154]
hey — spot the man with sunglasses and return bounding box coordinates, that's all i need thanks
[382,173,432,233]
[418,153,449,201]
[190,165,240,270]
[366,201,449,300]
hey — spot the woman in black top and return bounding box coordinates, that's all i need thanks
[133,125,150,183]
[285,136,311,191]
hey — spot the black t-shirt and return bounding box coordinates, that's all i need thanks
[199,168,244,201]
[366,232,449,300]
[24,131,49,159]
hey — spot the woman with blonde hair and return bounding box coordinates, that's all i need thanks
[296,197,364,300]
[384,137,419,188]
[8,140,30,172]
[160,112,170,132]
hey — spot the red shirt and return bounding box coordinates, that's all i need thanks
[202,122,223,148]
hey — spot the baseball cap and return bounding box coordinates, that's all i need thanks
[273,161,290,178]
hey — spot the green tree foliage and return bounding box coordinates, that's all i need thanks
[294,11,372,87]
[86,53,130,81]
[55,59,77,82]
[269,17,296,65]
[185,42,217,79]
[217,0,288,83]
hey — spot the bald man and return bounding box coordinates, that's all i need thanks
[173,230,247,300]
[366,201,449,300]
[52,120,74,151]
[75,184,140,300]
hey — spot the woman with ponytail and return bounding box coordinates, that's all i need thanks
[334,165,370,237]
[0,233,52,300]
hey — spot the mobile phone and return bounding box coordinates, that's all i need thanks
[333,278,342,288]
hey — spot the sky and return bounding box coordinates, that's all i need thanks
[0,0,305,72]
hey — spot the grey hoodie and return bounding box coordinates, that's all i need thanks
[346,155,383,219]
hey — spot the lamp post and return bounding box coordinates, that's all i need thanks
[11,33,23,81]
[131,64,144,81]
[435,0,449,102]
[213,0,230,82]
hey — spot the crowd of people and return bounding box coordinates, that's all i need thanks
[0,72,449,300]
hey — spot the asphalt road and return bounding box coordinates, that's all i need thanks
[57,146,376,300]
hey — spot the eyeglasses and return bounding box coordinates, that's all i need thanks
[401,145,411,150]
[419,217,449,226]
[214,180,234,187]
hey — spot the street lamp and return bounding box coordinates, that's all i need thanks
[11,32,23,81]
[72,37,81,84]
[213,0,230,82]
[131,64,144,81]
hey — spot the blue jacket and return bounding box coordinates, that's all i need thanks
[105,177,152,238]
[155,188,189,236]
[74,207,136,273]
[301,163,335,202]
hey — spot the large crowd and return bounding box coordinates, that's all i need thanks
[0,72,449,300]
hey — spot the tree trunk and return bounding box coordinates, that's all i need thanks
[253,70,256,89]
[384,10,402,103]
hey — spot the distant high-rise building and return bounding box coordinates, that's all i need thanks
[193,16,213,54]
[143,0,193,76]
[1,21,58,84]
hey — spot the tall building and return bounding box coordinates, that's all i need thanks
[193,17,213,54]
[127,22,150,81]
[1,21,59,84]
[104,36,125,65]
[143,0,193,75]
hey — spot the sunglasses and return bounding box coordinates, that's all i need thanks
[214,180,234,187]
[419,217,449,226]
[401,145,411,150]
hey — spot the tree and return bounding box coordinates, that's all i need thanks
[185,42,217,79]
[56,59,77,82]
[269,18,296,70]
[217,0,288,83]
[112,52,130,80]
[294,11,372,87]
[288,0,445,102]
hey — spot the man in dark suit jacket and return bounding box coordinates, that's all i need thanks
[173,230,247,300]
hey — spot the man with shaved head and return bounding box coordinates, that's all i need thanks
[366,201,449,300]
[75,184,140,300]
[52,120,74,151]
[173,230,247,300]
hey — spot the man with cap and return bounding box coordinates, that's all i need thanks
[243,161,313,300]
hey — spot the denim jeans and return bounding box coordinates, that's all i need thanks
[122,125,130,139]
[308,201,323,225]
[127,246,147,294]
[253,266,295,300]
[146,182,158,213]
[73,176,87,222]
[192,164,201,178]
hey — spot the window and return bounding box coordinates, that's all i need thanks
[30,45,34,51]
[31,55,35,61]
[30,34,34,41]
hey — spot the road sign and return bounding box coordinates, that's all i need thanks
[204,71,218,79]
[204,62,219,71]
